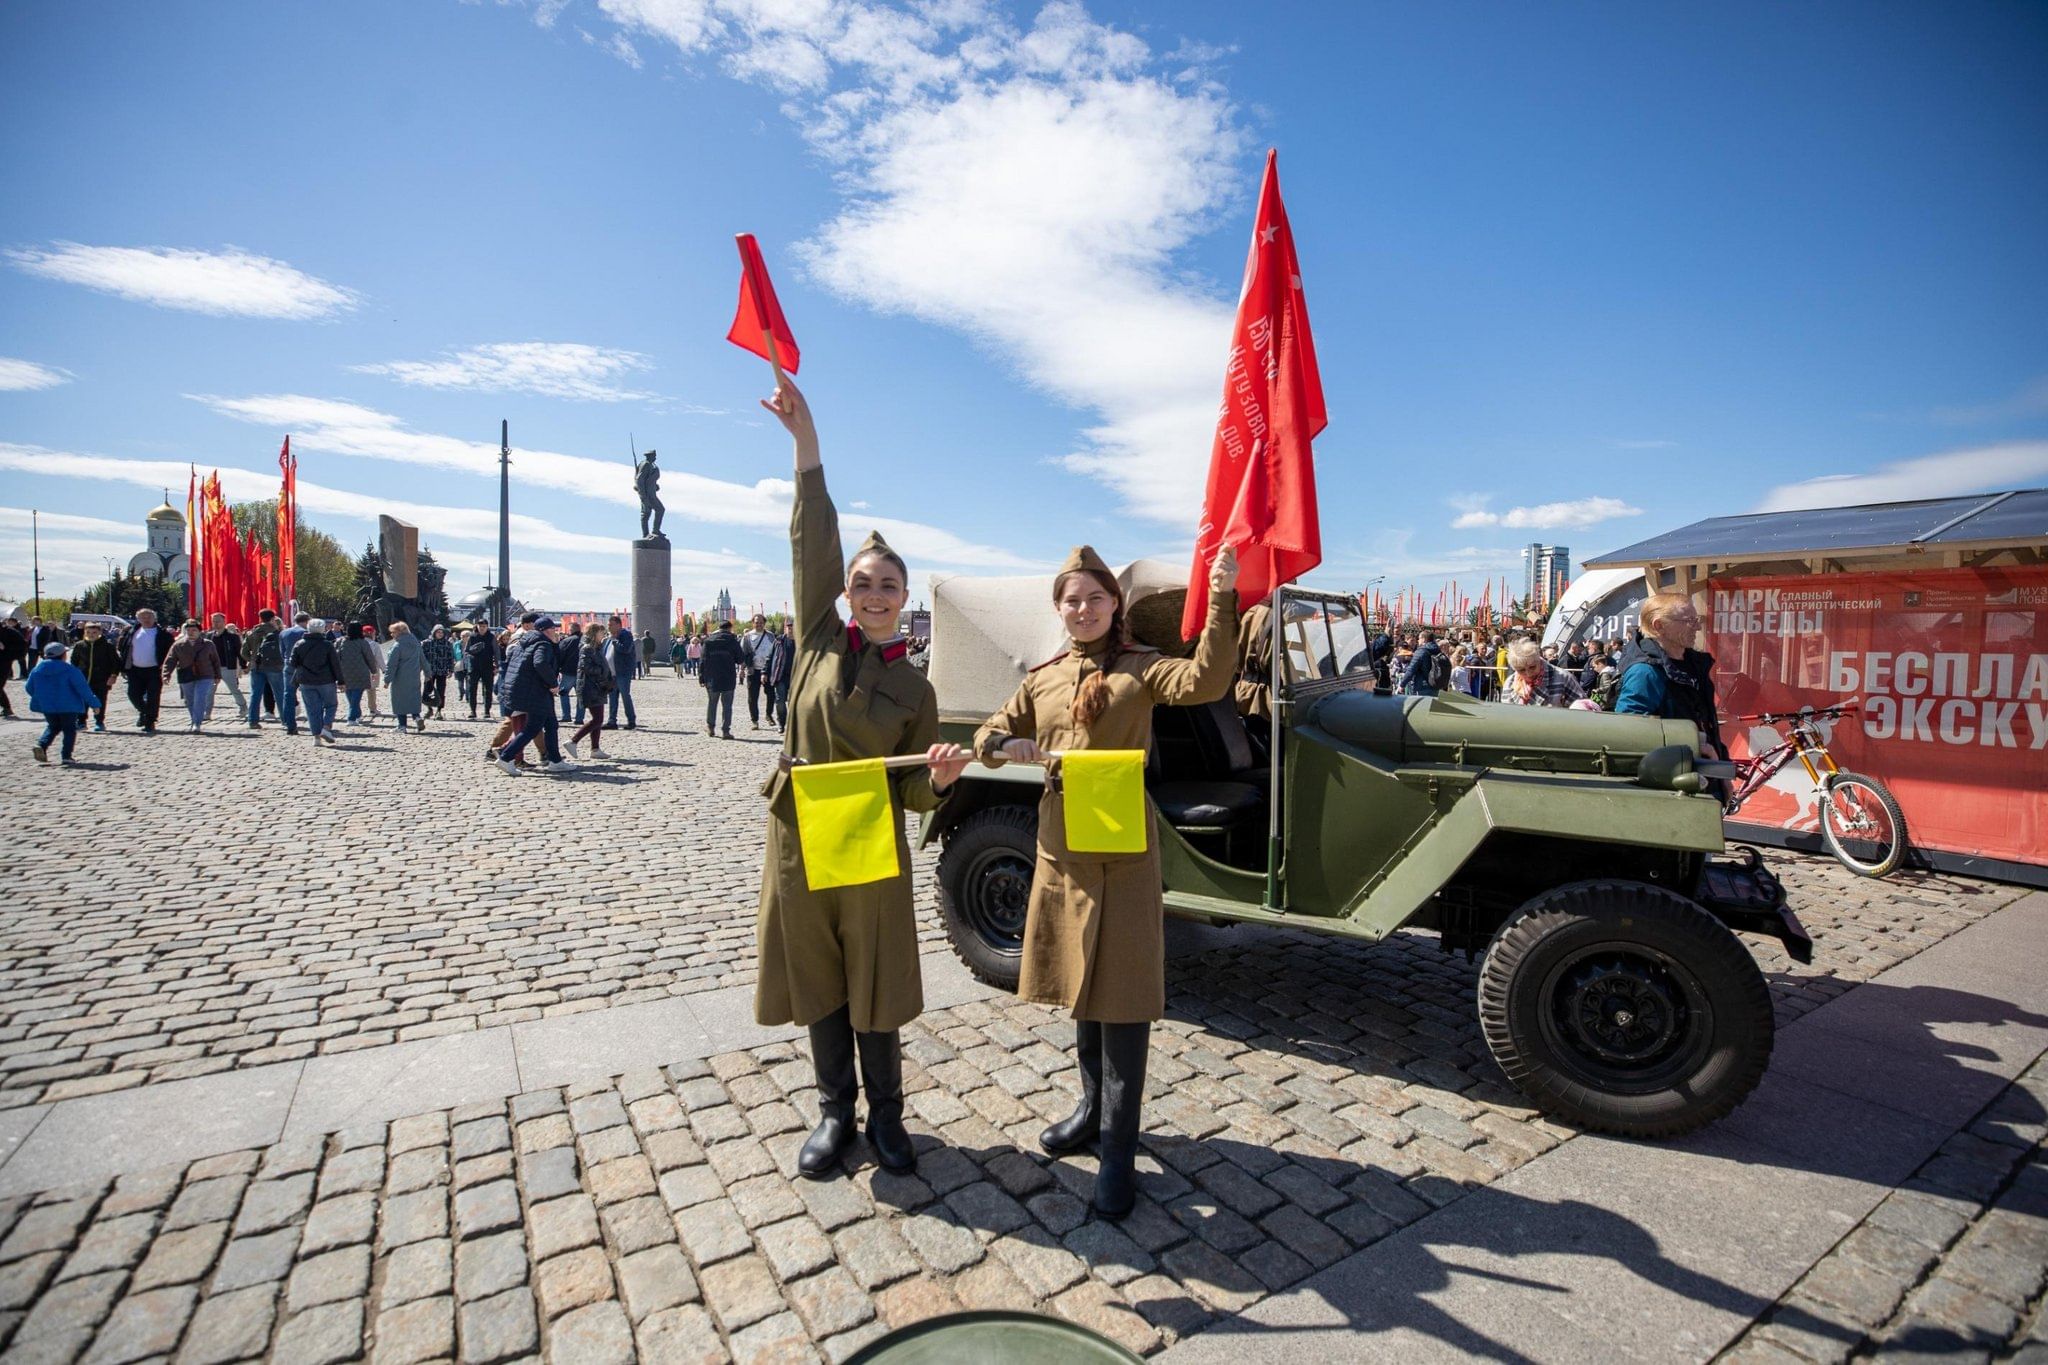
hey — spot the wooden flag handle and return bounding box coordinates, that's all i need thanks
[763,328,788,384]
[780,750,1064,775]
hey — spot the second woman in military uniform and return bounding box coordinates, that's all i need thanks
[755,373,970,1179]
[973,543,1239,1217]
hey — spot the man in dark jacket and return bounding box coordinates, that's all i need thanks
[288,619,343,745]
[69,621,122,731]
[767,624,796,733]
[698,619,745,739]
[497,619,569,774]
[463,628,498,718]
[119,608,177,732]
[276,612,309,734]
[28,617,62,659]
[555,626,583,722]
[604,618,637,729]
[1400,630,1446,697]
[208,613,247,723]
[0,619,26,689]
[241,610,285,729]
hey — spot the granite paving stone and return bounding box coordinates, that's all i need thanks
[0,688,2029,1364]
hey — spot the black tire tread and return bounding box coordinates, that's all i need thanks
[936,803,1037,990]
[1820,771,1909,878]
[1477,878,1774,1139]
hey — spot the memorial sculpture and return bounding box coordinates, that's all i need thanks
[351,515,446,636]
[636,449,666,540]
[630,448,673,658]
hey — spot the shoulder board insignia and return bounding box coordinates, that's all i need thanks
[1026,650,1072,673]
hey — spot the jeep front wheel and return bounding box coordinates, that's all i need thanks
[936,805,1037,990]
[1477,879,1773,1138]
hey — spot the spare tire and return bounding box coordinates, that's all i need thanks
[1477,879,1773,1138]
[937,805,1037,990]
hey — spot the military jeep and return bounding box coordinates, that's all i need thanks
[920,561,1810,1138]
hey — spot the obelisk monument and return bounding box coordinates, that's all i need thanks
[631,448,671,657]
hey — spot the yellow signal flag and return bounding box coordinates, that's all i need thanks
[1062,750,1149,854]
[790,758,902,890]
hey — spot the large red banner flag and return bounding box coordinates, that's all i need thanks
[1183,149,1326,638]
[726,234,801,373]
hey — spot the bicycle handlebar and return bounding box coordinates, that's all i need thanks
[1726,697,1861,724]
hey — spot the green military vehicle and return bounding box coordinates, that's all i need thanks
[920,563,1809,1139]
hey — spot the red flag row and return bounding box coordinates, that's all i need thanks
[184,440,298,627]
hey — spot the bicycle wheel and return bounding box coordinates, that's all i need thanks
[1819,772,1907,878]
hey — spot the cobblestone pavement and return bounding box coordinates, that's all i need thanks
[0,679,948,1109]
[0,681,2036,1361]
[1720,1055,2048,1364]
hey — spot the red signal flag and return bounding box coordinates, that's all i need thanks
[727,233,801,374]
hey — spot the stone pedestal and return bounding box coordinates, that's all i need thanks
[631,537,672,659]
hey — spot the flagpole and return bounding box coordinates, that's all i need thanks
[1265,585,1283,911]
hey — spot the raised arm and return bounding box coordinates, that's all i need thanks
[765,377,845,652]
[1143,546,1241,705]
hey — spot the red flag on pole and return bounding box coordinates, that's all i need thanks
[1183,150,1325,638]
[727,234,801,373]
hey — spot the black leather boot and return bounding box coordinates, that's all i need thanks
[799,1006,858,1179]
[1093,1022,1150,1219]
[1040,1021,1102,1154]
[856,1029,917,1172]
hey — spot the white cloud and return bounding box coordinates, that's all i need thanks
[352,341,665,402]
[6,243,359,319]
[0,507,133,537]
[583,0,1249,529]
[1755,441,2048,513]
[0,358,73,392]
[0,506,151,597]
[191,391,1035,567]
[1450,496,1642,531]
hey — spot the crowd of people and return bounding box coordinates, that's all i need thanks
[3,605,697,769]
[1362,625,1625,708]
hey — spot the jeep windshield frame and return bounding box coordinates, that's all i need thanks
[1260,586,1374,906]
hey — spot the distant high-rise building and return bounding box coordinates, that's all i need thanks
[1523,543,1570,614]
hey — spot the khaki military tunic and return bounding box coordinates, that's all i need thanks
[755,468,945,1033]
[973,590,1238,1023]
[1234,601,1273,720]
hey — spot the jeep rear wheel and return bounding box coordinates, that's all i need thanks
[937,805,1036,990]
[1478,879,1773,1138]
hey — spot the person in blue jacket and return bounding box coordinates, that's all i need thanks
[1613,593,1726,759]
[27,642,98,764]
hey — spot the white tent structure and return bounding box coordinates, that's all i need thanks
[1541,568,1648,652]
[927,558,1187,718]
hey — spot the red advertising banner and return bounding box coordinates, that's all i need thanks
[1706,566,2048,868]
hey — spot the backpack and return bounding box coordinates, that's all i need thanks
[1591,664,1624,711]
[1429,649,1452,692]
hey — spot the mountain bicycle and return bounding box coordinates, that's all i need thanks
[1723,698,1908,878]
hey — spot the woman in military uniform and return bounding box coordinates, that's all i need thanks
[756,374,970,1179]
[973,544,1239,1217]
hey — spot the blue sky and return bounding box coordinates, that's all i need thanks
[3,0,2045,613]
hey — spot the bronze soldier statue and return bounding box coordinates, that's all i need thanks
[635,449,666,539]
